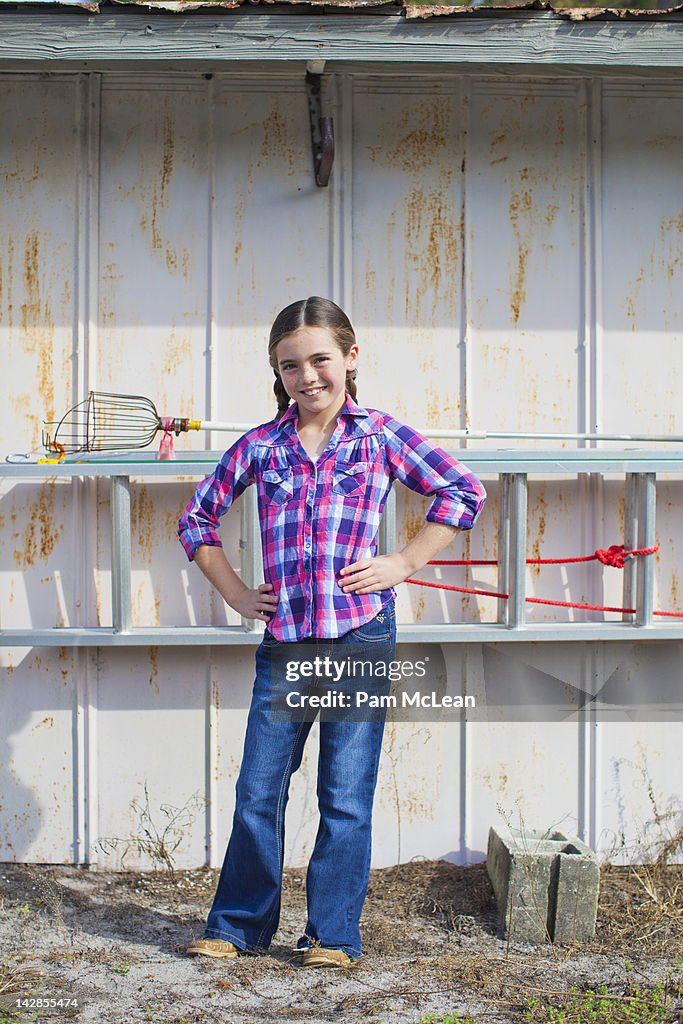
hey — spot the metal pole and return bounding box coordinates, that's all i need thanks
[622,473,638,623]
[378,486,397,557]
[498,474,511,626]
[508,473,528,629]
[239,486,263,632]
[636,473,656,627]
[110,475,132,634]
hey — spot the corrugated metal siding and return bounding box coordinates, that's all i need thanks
[0,70,681,867]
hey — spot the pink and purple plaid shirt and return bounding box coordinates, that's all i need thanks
[178,395,486,642]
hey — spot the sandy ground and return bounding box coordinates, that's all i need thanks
[0,860,681,1024]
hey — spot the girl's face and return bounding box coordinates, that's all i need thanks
[274,326,358,422]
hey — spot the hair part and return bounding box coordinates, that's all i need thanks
[268,296,358,416]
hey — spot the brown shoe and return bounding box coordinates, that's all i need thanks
[187,938,239,959]
[300,946,354,969]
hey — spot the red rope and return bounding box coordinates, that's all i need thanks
[406,543,683,616]
[405,578,509,600]
[428,544,659,569]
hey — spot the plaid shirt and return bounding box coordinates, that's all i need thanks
[178,395,486,641]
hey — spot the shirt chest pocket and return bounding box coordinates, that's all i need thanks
[262,467,294,506]
[332,461,368,497]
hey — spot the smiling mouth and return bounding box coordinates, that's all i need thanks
[301,386,327,396]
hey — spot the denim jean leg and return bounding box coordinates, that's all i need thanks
[304,715,387,957]
[303,603,397,957]
[205,641,314,951]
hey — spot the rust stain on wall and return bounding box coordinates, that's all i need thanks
[144,116,177,253]
[149,646,160,696]
[403,188,459,321]
[165,246,178,273]
[5,238,15,333]
[161,333,193,377]
[13,482,64,569]
[58,646,70,687]
[161,116,175,205]
[400,507,425,545]
[259,104,296,176]
[130,483,155,563]
[387,99,450,174]
[530,488,547,576]
[32,716,54,732]
[508,174,532,326]
[658,212,683,282]
[424,383,458,428]
[20,231,56,427]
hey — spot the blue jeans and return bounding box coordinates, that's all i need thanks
[204,601,397,959]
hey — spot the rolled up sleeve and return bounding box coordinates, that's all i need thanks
[383,417,486,530]
[178,434,255,560]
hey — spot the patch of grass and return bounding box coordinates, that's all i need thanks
[0,961,42,999]
[524,969,682,1024]
[0,960,43,1024]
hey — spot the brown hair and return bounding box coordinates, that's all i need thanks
[268,296,358,416]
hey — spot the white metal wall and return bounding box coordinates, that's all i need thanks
[0,71,681,867]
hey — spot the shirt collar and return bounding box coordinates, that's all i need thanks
[275,393,370,435]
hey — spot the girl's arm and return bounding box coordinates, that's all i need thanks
[338,521,456,595]
[193,544,278,621]
[339,414,487,596]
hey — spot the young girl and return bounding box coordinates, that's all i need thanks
[178,297,486,968]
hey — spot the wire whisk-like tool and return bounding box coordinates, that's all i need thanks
[42,391,245,455]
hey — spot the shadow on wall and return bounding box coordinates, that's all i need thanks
[0,649,58,862]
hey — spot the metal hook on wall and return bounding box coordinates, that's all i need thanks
[306,63,334,188]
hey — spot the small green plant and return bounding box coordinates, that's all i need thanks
[524,974,679,1024]
[110,964,130,976]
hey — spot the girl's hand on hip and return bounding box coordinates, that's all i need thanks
[338,554,410,595]
[231,583,279,621]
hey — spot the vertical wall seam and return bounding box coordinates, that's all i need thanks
[206,76,218,865]
[577,75,592,845]
[578,79,592,446]
[333,74,353,318]
[460,645,471,863]
[74,72,102,867]
[460,75,471,448]
[207,648,218,868]
[73,73,87,866]
[590,79,604,442]
[586,78,604,853]
[207,75,218,447]
[591,80,604,853]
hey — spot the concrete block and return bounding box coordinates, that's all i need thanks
[486,827,600,943]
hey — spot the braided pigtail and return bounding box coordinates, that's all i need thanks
[345,368,358,403]
[273,373,291,417]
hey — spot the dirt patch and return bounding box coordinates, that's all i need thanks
[0,860,681,1024]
